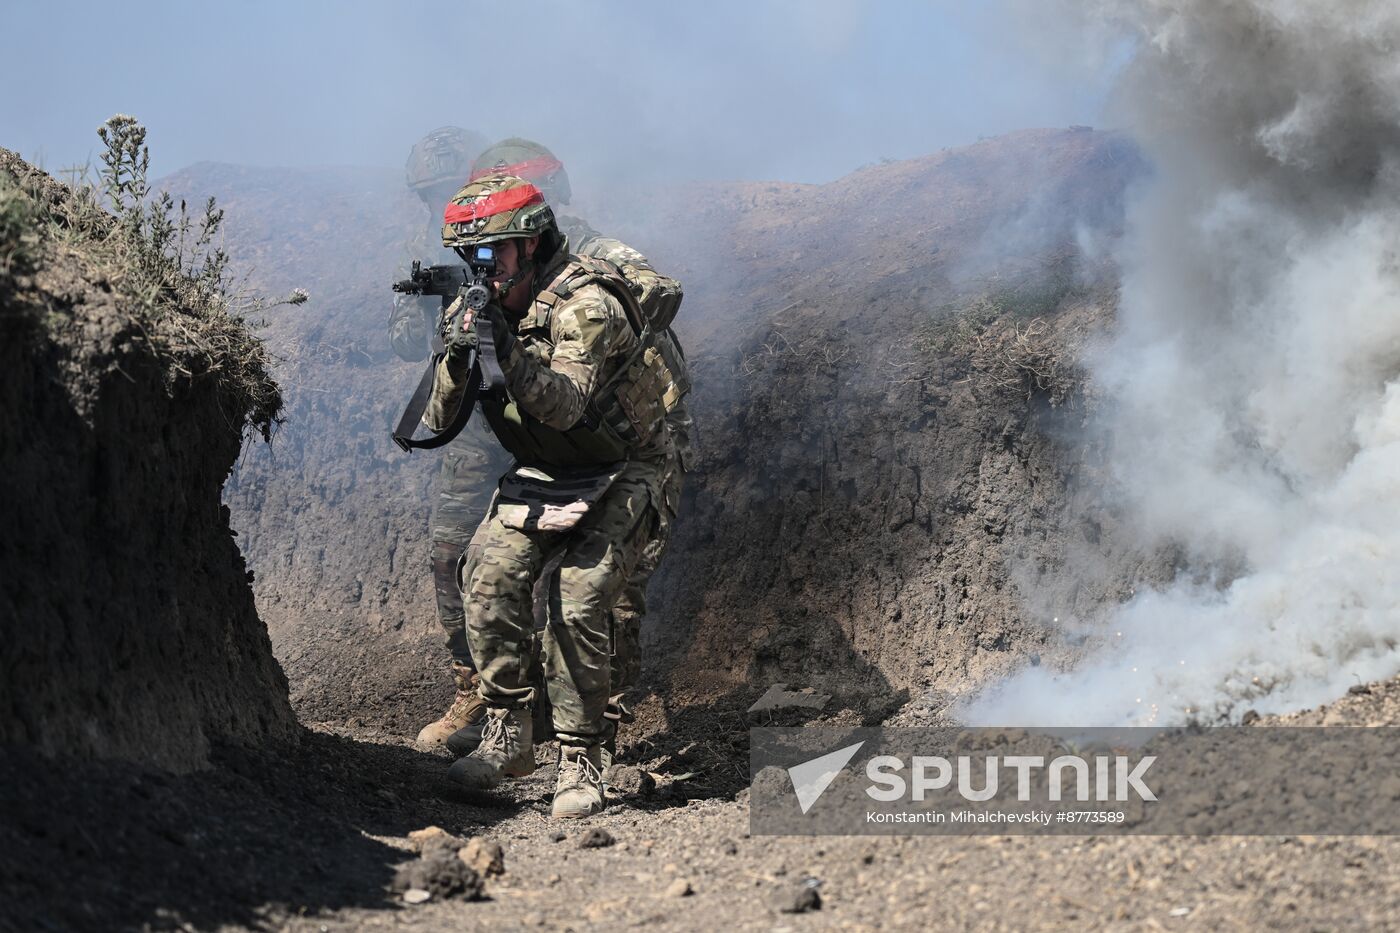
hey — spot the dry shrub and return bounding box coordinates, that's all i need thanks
[917,294,1083,405]
[1,116,294,439]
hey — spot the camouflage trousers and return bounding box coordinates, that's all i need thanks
[431,424,509,667]
[608,461,683,699]
[459,460,661,746]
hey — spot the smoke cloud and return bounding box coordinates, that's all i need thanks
[966,1,1400,725]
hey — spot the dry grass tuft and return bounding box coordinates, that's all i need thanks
[1,116,285,439]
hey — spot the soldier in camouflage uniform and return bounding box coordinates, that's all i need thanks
[423,172,684,819]
[465,141,694,768]
[386,127,512,749]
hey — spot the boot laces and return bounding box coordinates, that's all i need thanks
[478,713,510,755]
[448,690,475,717]
[561,748,603,788]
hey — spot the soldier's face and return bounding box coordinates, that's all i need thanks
[489,237,539,285]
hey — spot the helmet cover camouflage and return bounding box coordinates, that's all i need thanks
[470,137,572,205]
[406,126,485,193]
[441,173,557,248]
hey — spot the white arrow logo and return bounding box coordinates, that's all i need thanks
[787,741,866,814]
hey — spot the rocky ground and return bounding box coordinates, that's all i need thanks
[294,676,1400,932]
[9,677,1399,931]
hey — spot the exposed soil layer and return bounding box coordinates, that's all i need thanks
[0,151,295,771]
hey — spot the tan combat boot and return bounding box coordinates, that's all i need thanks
[416,662,487,747]
[447,708,535,788]
[552,745,606,819]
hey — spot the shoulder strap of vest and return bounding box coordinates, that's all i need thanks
[533,256,649,338]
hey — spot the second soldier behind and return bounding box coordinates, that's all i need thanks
[389,127,508,751]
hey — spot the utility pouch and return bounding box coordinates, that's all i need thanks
[493,462,625,533]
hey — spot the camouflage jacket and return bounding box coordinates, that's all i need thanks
[424,249,673,465]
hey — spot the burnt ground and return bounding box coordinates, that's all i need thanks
[5,130,1399,930]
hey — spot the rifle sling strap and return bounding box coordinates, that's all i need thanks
[474,312,509,393]
[392,354,481,452]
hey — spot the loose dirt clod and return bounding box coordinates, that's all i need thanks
[460,837,505,876]
[407,826,461,854]
[666,879,694,897]
[392,852,484,902]
[578,828,615,849]
[608,765,656,798]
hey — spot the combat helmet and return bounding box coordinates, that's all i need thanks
[470,137,571,205]
[406,126,485,196]
[442,173,558,249]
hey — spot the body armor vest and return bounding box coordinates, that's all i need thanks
[479,256,683,468]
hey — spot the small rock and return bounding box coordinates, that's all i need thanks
[665,878,693,898]
[547,873,562,885]
[1169,906,1191,917]
[550,830,567,843]
[1349,684,1372,696]
[720,840,739,856]
[579,828,615,849]
[459,837,506,876]
[774,884,822,914]
[402,888,431,905]
[861,851,875,865]
[1241,710,1261,725]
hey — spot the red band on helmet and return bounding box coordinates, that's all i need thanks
[443,184,545,225]
[469,156,564,184]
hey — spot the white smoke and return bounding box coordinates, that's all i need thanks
[966,0,1400,725]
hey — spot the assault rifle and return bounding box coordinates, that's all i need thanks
[390,246,498,452]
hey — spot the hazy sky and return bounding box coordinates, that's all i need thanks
[2,0,1117,186]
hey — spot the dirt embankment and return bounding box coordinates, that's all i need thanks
[0,149,295,771]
